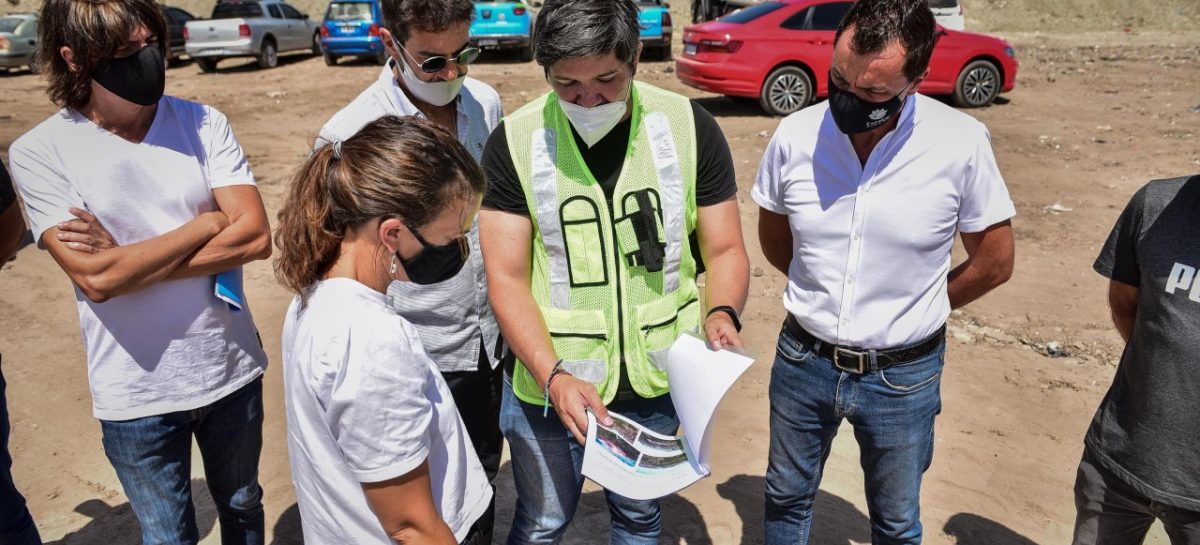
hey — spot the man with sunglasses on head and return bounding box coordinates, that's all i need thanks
[316,0,505,533]
[753,0,1015,543]
[480,0,750,543]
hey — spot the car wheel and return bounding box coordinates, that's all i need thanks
[311,32,323,56]
[324,53,338,66]
[518,42,534,63]
[258,40,279,69]
[759,66,813,116]
[198,58,219,73]
[953,59,1000,108]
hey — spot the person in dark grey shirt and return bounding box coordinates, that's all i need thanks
[1,161,41,545]
[1073,174,1200,545]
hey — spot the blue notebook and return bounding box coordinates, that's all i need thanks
[214,269,244,313]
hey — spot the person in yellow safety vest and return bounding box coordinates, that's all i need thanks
[479,0,750,542]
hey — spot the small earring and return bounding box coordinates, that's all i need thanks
[389,254,398,275]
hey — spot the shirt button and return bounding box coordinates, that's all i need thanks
[853,232,862,240]
[847,276,855,284]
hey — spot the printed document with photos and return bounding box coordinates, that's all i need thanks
[582,332,755,500]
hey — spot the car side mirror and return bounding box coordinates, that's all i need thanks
[302,13,309,19]
[664,1,671,6]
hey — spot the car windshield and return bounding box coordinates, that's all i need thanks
[718,2,785,23]
[0,17,23,33]
[927,0,958,7]
[326,2,373,20]
[213,2,265,18]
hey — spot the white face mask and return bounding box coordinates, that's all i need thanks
[394,41,464,107]
[558,94,629,148]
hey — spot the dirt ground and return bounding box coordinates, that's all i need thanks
[1,8,1199,544]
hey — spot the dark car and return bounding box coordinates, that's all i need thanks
[162,5,199,65]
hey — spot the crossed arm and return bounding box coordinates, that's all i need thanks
[45,185,271,303]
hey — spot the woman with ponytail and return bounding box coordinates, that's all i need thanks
[275,115,492,545]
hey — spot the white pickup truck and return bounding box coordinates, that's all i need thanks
[185,0,320,72]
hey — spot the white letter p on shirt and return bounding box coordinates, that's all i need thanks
[1171,262,1200,304]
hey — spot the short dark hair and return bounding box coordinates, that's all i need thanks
[834,0,937,81]
[37,0,170,110]
[380,0,474,45]
[533,0,641,72]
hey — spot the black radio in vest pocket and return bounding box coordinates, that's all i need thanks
[616,189,668,273]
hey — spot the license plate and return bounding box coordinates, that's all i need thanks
[479,39,498,46]
[340,24,356,32]
[684,43,697,55]
[200,48,223,55]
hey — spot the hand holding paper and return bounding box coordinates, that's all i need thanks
[581,332,755,500]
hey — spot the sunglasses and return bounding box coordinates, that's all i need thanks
[395,41,481,74]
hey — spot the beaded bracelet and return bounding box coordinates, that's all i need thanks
[543,359,569,417]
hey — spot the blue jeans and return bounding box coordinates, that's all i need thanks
[764,324,945,545]
[500,374,680,545]
[0,360,42,545]
[100,377,265,545]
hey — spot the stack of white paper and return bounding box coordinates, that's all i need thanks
[582,332,755,500]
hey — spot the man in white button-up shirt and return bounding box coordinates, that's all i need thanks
[753,1,1015,543]
[315,1,504,538]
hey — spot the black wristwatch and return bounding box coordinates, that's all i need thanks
[706,305,742,332]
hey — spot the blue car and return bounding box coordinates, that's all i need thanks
[637,0,673,61]
[320,0,387,66]
[469,1,533,62]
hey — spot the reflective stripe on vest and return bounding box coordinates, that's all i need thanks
[530,128,570,309]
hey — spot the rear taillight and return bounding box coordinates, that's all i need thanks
[319,25,329,37]
[0,36,8,51]
[238,24,251,38]
[367,23,380,37]
[699,39,741,54]
[513,5,526,16]
[662,12,672,36]
[182,27,189,41]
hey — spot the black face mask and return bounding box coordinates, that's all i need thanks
[827,73,908,134]
[92,46,166,107]
[397,224,469,285]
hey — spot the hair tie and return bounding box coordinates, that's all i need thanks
[332,140,343,160]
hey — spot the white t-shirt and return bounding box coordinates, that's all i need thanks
[752,95,1016,348]
[282,278,492,545]
[8,96,267,420]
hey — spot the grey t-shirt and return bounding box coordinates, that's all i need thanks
[1090,174,1200,512]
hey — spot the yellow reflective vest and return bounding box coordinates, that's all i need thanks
[506,81,702,405]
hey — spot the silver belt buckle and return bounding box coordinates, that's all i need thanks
[833,348,868,374]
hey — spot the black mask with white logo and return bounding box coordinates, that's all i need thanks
[398,224,469,285]
[827,73,908,135]
[91,46,166,107]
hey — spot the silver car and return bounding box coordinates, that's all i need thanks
[0,13,38,73]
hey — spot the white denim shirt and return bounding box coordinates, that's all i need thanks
[753,95,1015,349]
[317,62,504,371]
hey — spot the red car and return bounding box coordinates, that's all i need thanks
[676,0,1018,116]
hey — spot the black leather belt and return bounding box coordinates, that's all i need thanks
[784,315,945,374]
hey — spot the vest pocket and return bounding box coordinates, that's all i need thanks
[560,197,609,287]
[635,290,701,372]
[541,306,610,384]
